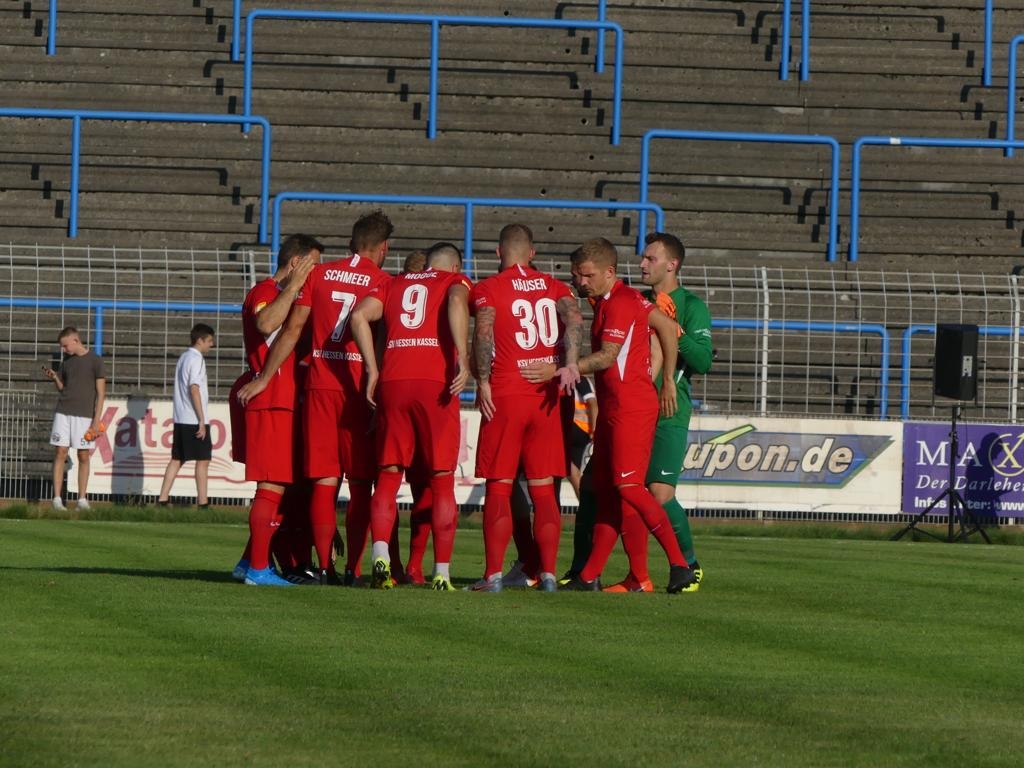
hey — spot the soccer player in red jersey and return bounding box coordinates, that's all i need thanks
[556,238,697,594]
[468,223,583,593]
[397,249,433,585]
[350,242,472,591]
[239,211,394,585]
[232,234,320,587]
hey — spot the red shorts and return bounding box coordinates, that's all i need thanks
[228,370,253,464]
[244,408,300,484]
[303,387,375,481]
[376,379,460,471]
[475,394,565,480]
[589,408,657,490]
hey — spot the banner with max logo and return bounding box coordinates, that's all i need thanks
[902,422,1024,518]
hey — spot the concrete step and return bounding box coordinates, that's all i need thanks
[0,80,227,112]
[8,5,223,52]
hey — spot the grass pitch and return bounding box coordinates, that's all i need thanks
[1,517,1022,767]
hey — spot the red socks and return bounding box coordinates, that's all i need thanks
[619,506,650,583]
[369,470,403,547]
[344,479,373,575]
[248,487,283,570]
[617,484,687,567]
[310,482,339,572]
[510,491,539,578]
[406,481,432,580]
[580,492,620,582]
[483,480,513,577]
[528,483,561,576]
[430,472,457,565]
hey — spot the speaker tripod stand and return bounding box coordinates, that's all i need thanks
[892,405,991,543]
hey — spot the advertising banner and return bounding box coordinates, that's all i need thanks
[678,414,903,514]
[902,421,1024,518]
[75,401,904,514]
[74,400,488,504]
[69,397,252,500]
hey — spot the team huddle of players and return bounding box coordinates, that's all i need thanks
[230,210,713,593]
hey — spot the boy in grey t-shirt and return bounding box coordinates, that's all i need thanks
[43,326,106,511]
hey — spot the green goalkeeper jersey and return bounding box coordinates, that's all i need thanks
[645,284,713,428]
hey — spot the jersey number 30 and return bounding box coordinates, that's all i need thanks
[512,298,557,350]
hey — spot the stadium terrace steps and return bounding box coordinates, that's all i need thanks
[2,0,1023,434]
[4,0,1022,262]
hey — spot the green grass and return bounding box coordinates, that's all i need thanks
[2,517,1023,767]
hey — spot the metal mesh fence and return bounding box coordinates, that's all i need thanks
[3,244,1021,420]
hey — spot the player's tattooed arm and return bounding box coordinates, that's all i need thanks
[472,305,497,418]
[576,340,623,375]
[553,295,585,392]
[473,306,496,381]
[556,295,584,367]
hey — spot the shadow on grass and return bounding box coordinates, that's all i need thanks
[0,565,237,583]
[0,566,491,589]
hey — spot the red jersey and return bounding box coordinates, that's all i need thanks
[241,277,297,410]
[591,279,657,414]
[296,254,391,391]
[470,263,572,398]
[375,268,472,385]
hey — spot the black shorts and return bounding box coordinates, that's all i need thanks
[171,423,213,462]
[566,424,591,470]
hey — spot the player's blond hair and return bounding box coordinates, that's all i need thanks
[572,238,618,270]
[402,249,428,274]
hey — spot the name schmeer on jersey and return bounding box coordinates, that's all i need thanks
[322,269,371,286]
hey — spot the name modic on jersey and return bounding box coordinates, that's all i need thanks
[322,269,371,286]
[403,272,439,281]
[511,277,547,292]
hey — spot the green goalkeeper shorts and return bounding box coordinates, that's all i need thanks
[645,421,688,487]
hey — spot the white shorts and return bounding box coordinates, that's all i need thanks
[50,413,96,450]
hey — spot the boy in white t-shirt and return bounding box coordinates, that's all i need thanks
[157,323,216,507]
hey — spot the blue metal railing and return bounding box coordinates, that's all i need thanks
[0,108,273,243]
[40,0,997,89]
[0,298,242,357]
[779,0,811,81]
[849,135,1024,261]
[638,129,841,262]
[232,1,614,70]
[241,10,624,144]
[899,324,1014,419]
[46,0,57,55]
[984,0,994,86]
[781,1,999,84]
[1005,34,1024,156]
[271,192,664,274]
[715,318,891,419]
[596,0,608,76]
